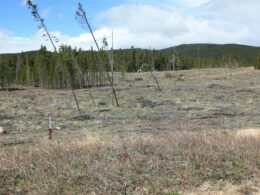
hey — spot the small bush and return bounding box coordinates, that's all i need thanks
[165,72,173,78]
[134,77,143,81]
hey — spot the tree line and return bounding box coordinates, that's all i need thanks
[0,46,168,89]
[0,45,259,90]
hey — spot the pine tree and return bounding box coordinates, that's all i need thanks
[254,53,260,69]
[15,54,23,84]
[25,55,30,86]
[0,56,6,89]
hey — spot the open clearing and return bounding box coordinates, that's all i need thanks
[0,67,259,143]
[0,67,260,194]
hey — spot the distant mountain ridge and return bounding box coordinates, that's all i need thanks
[2,43,260,67]
[161,43,260,63]
[2,43,260,58]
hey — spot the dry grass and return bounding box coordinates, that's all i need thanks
[0,126,4,134]
[0,68,259,194]
[164,72,173,78]
[1,130,260,194]
[236,128,260,138]
[0,67,259,137]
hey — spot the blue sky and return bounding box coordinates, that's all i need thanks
[0,0,260,53]
[0,0,190,36]
[0,0,114,36]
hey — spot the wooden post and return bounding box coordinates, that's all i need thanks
[48,116,52,140]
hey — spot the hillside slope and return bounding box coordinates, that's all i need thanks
[161,43,260,63]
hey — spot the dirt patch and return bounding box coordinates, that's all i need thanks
[241,66,255,71]
[0,87,25,91]
[207,83,234,90]
[70,114,94,121]
[183,182,260,195]
[236,128,260,138]
[0,126,4,134]
[0,114,14,120]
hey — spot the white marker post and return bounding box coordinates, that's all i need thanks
[48,116,52,140]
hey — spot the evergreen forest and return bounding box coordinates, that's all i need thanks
[1,43,260,89]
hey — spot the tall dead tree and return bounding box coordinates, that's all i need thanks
[150,70,162,91]
[26,1,58,53]
[170,53,177,71]
[26,0,81,113]
[111,29,114,88]
[149,48,162,91]
[76,3,119,107]
[140,63,162,91]
[71,52,95,105]
[102,36,115,105]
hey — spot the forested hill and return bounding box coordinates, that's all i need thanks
[2,43,260,65]
[161,43,260,64]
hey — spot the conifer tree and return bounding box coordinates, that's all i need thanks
[0,56,6,89]
[25,55,31,86]
[254,53,260,69]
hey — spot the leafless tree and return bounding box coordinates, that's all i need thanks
[148,48,162,91]
[76,3,119,107]
[26,0,82,113]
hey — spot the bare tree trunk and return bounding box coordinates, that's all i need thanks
[150,70,161,91]
[27,1,82,114]
[149,48,162,91]
[76,3,119,107]
[72,88,81,113]
[70,71,81,113]
[71,54,95,106]
[111,29,114,88]
[89,89,95,105]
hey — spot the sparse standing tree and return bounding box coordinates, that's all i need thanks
[102,36,116,105]
[170,53,177,71]
[76,3,119,107]
[0,56,6,90]
[149,48,162,91]
[26,0,81,113]
[25,55,31,86]
[60,45,81,112]
[15,54,23,84]
[254,52,260,69]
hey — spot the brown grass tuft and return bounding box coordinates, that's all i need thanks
[236,128,260,138]
[164,72,173,78]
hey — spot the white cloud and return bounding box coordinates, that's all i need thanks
[0,19,249,54]
[41,7,51,19]
[199,0,260,45]
[0,28,115,53]
[201,0,260,21]
[1,0,260,53]
[182,0,210,7]
[127,0,210,9]
[98,4,251,48]
[101,5,188,36]
[21,0,27,7]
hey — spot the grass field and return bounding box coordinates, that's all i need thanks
[0,67,260,194]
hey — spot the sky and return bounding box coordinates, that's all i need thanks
[0,0,259,53]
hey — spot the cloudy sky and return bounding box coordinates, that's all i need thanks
[0,0,259,53]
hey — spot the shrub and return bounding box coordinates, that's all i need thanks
[134,77,143,81]
[165,72,173,78]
